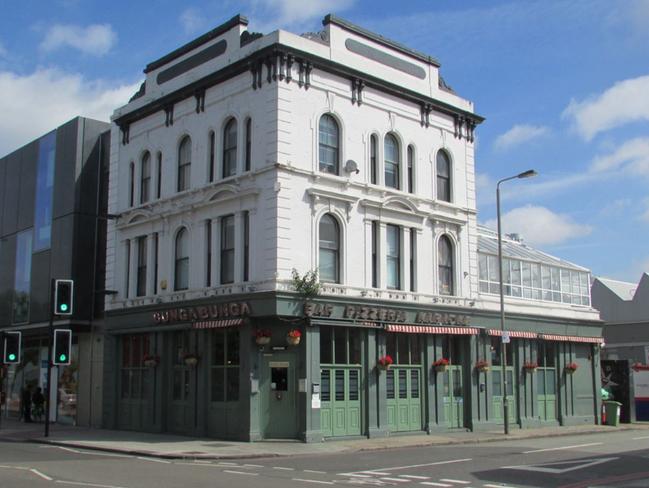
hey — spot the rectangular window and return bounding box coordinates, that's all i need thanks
[245,119,251,172]
[120,334,150,400]
[136,236,147,297]
[156,153,162,199]
[206,220,212,287]
[125,240,131,298]
[407,146,414,193]
[220,215,235,284]
[385,161,399,189]
[386,224,401,290]
[129,163,135,207]
[243,211,249,281]
[210,329,240,402]
[370,135,377,184]
[33,131,56,251]
[153,233,159,294]
[409,228,416,291]
[141,155,151,204]
[13,230,32,323]
[209,131,215,183]
[371,221,378,288]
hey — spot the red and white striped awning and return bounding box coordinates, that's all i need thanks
[540,334,604,344]
[386,324,479,335]
[193,318,243,330]
[487,329,538,339]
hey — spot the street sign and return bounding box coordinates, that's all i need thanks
[502,332,511,344]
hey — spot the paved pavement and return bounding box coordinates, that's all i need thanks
[0,417,647,460]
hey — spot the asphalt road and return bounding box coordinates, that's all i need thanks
[1,430,649,488]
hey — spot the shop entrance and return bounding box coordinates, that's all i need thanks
[168,330,197,435]
[490,336,517,423]
[385,333,423,432]
[441,336,466,429]
[319,327,363,437]
[261,352,298,439]
[537,341,557,421]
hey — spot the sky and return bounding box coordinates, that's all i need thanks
[1,0,648,283]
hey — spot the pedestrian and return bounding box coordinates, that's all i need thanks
[21,385,32,423]
[32,387,45,422]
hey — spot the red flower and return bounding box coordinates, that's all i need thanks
[287,329,301,338]
[255,329,271,338]
[433,358,450,367]
[565,362,578,372]
[378,355,393,367]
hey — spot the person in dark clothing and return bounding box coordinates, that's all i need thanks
[21,386,32,423]
[32,387,45,422]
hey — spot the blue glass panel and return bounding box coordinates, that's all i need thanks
[33,131,56,251]
[13,230,32,323]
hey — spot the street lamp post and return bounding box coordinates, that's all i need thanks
[497,169,537,435]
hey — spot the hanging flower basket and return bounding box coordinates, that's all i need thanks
[475,360,490,373]
[523,361,538,373]
[287,329,301,346]
[377,355,393,371]
[183,353,199,367]
[143,354,160,368]
[255,329,271,345]
[565,362,578,374]
[433,358,450,373]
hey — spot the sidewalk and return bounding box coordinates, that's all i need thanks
[0,418,646,460]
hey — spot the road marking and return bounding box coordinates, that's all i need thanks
[223,469,259,476]
[339,473,374,477]
[218,461,239,466]
[55,481,129,488]
[56,446,81,453]
[420,483,452,487]
[440,480,470,484]
[0,465,29,470]
[244,464,264,468]
[503,456,618,474]
[136,456,171,464]
[380,478,410,482]
[523,442,603,454]
[292,479,335,485]
[304,469,327,474]
[363,471,392,475]
[484,485,518,488]
[400,475,430,479]
[30,469,53,481]
[273,466,295,470]
[632,435,649,440]
[374,458,473,472]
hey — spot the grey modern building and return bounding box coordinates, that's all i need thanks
[0,117,110,427]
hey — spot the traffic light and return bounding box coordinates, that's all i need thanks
[53,329,72,365]
[3,331,21,364]
[54,279,73,316]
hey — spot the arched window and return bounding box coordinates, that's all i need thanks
[129,162,135,206]
[407,145,414,193]
[223,118,237,178]
[319,114,339,174]
[140,151,151,204]
[319,214,340,283]
[177,136,191,192]
[437,150,451,202]
[175,228,189,291]
[438,235,454,295]
[384,134,400,189]
[208,130,215,183]
[156,152,162,199]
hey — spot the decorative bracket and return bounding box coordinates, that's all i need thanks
[119,123,130,145]
[351,78,365,106]
[194,89,205,114]
[164,104,174,127]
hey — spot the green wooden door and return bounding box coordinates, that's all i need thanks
[538,367,557,421]
[491,367,517,423]
[262,354,298,438]
[386,367,422,432]
[320,367,361,437]
[443,366,464,428]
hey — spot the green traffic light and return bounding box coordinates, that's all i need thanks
[60,304,68,312]
[8,353,16,361]
[59,354,67,362]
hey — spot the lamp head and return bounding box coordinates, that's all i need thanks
[517,169,537,179]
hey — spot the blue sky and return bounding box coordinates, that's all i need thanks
[1,0,648,282]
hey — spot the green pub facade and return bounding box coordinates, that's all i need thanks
[103,15,602,441]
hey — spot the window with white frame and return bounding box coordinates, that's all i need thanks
[407,145,414,194]
[386,224,401,289]
[220,215,234,284]
[244,118,252,172]
[136,236,147,297]
[319,213,340,283]
[174,228,189,291]
[319,114,340,175]
[384,134,400,190]
[177,136,191,192]
[436,150,451,202]
[223,119,237,178]
[478,253,591,306]
[140,152,150,204]
[438,235,454,295]
[370,134,378,184]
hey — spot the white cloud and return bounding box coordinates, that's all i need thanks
[563,75,649,141]
[483,205,592,246]
[251,0,356,31]
[0,68,139,156]
[180,8,206,35]
[493,124,549,150]
[590,137,649,175]
[40,24,117,56]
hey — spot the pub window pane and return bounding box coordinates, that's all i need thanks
[493,370,502,396]
[334,328,347,364]
[386,370,395,399]
[399,369,408,398]
[321,369,331,402]
[226,330,239,365]
[320,327,332,364]
[410,370,420,398]
[410,335,421,364]
[211,369,225,402]
[335,370,345,401]
[349,328,361,364]
[398,335,409,364]
[386,333,397,360]
[226,368,239,401]
[212,332,225,365]
[349,370,359,401]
